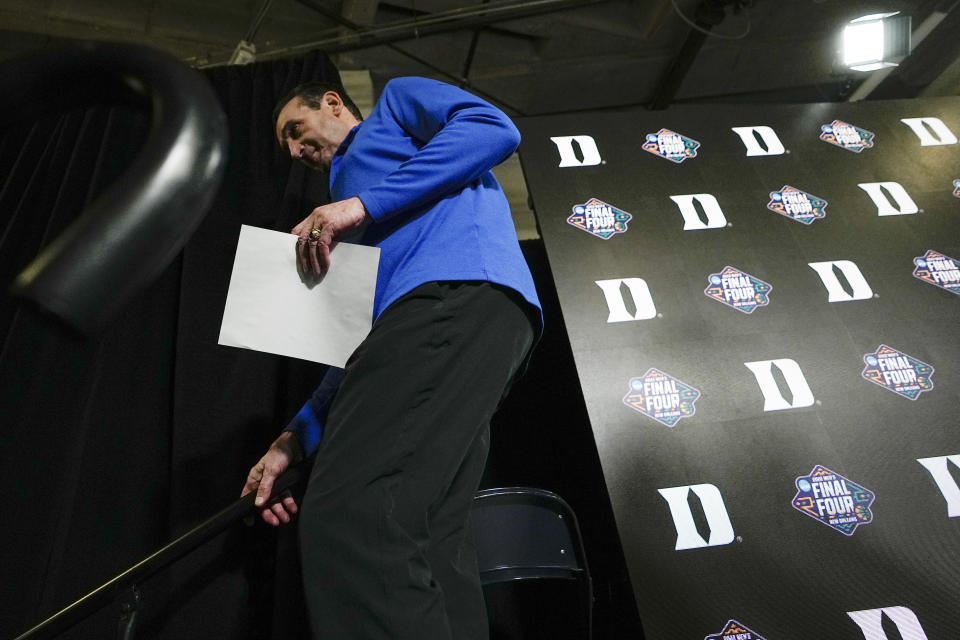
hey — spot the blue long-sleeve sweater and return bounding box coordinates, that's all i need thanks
[285,77,541,456]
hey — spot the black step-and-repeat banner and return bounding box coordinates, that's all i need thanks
[516,97,960,640]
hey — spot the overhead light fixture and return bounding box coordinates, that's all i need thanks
[842,12,911,72]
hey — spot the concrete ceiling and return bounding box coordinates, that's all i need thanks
[2,0,959,238]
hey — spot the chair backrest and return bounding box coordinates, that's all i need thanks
[471,487,589,584]
[471,487,594,638]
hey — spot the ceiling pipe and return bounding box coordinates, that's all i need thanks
[648,0,728,110]
[459,0,492,88]
[220,0,612,62]
[282,0,528,114]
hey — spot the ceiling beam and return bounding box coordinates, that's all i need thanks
[920,52,960,96]
[341,0,380,25]
[247,0,614,63]
[0,8,226,56]
[336,0,380,66]
[376,1,542,40]
[288,0,527,114]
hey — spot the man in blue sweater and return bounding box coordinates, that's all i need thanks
[241,77,540,639]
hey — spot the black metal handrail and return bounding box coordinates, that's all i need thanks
[2,41,228,334]
[12,459,312,640]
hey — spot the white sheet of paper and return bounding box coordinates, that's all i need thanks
[218,225,380,367]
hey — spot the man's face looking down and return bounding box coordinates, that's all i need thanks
[275,91,354,171]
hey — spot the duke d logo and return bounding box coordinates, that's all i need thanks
[792,465,875,535]
[567,198,632,239]
[820,120,874,153]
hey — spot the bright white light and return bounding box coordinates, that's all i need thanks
[844,19,884,67]
[849,61,892,72]
[850,11,899,24]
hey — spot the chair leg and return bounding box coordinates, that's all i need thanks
[581,576,593,640]
[116,585,141,640]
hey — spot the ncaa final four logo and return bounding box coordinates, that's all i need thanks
[704,620,768,640]
[642,128,700,163]
[767,185,828,225]
[622,368,700,427]
[704,266,772,314]
[792,465,875,536]
[862,345,935,400]
[567,198,632,239]
[914,250,960,295]
[820,119,875,153]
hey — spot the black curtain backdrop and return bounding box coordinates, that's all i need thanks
[0,49,640,639]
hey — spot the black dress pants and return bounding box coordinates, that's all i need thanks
[298,281,536,639]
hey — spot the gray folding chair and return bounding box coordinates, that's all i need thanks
[471,487,593,639]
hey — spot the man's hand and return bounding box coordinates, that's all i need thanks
[292,196,371,279]
[242,431,304,526]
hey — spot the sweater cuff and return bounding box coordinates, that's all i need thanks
[282,366,346,457]
[284,403,325,457]
[357,190,388,223]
